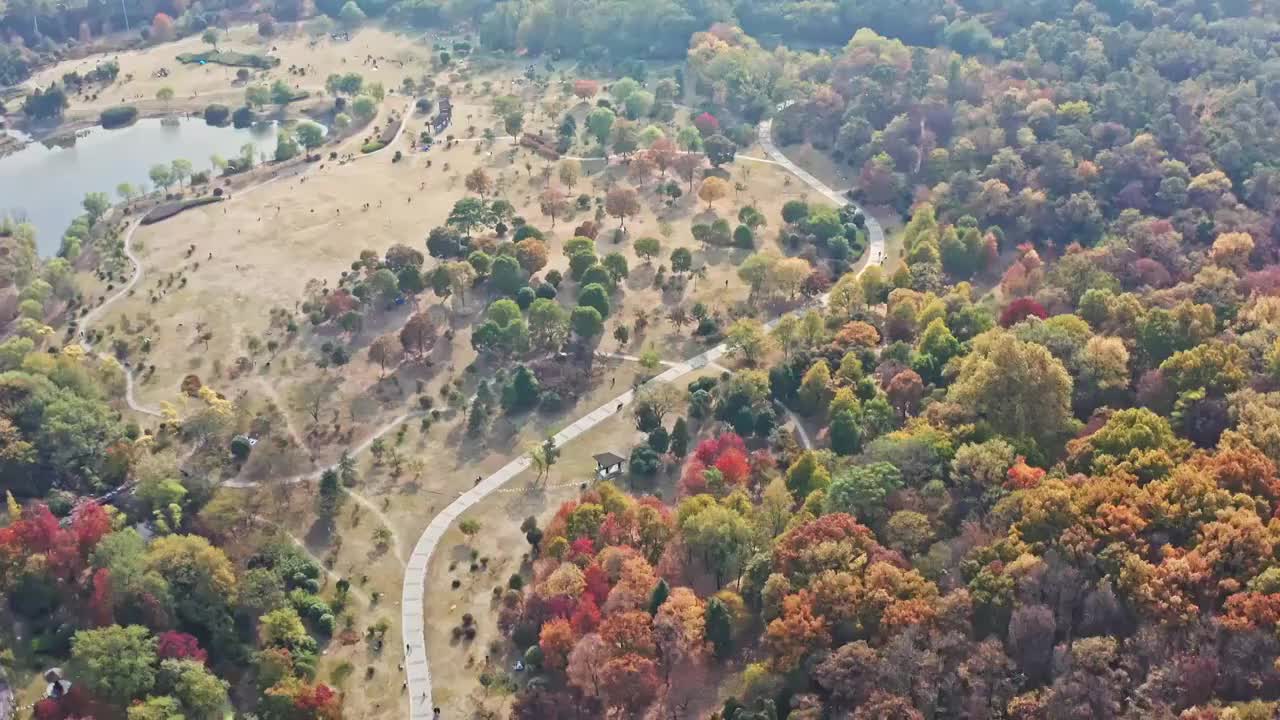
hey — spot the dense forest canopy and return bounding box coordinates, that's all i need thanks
[0,344,350,719]
[447,0,1280,719]
[0,0,1231,47]
[2,0,1272,78]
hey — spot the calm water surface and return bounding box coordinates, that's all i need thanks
[0,117,277,255]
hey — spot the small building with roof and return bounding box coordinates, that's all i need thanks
[43,668,71,700]
[593,451,625,480]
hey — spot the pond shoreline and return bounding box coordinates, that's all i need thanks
[0,107,200,161]
[0,115,282,254]
[0,132,23,160]
[0,85,335,161]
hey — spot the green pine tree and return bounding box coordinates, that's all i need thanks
[648,578,670,615]
[705,596,734,659]
[670,417,690,457]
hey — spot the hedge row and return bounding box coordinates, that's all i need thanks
[204,104,231,126]
[176,49,279,69]
[141,195,223,225]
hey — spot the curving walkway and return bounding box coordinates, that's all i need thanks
[78,218,164,417]
[758,112,885,257]
[787,409,814,450]
[400,113,887,718]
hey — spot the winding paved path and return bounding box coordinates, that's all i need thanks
[788,409,814,450]
[758,113,886,254]
[400,113,886,718]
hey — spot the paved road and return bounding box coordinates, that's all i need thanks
[757,113,885,259]
[788,408,814,450]
[400,113,887,718]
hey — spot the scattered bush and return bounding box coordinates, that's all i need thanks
[204,103,231,126]
[513,225,543,242]
[231,105,256,128]
[539,391,564,413]
[629,444,661,476]
[515,286,536,309]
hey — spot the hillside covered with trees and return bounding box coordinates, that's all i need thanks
[477,0,1280,719]
[0,342,359,719]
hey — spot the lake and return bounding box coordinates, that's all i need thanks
[0,117,279,255]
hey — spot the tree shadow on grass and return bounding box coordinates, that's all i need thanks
[449,542,474,565]
[304,517,337,552]
[659,278,691,306]
[626,262,657,292]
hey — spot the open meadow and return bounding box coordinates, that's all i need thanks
[28,25,432,125]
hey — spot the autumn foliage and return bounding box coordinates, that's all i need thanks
[999,297,1049,327]
[693,111,720,137]
[26,2,1280,717]
[681,432,755,495]
[151,12,175,39]
[157,631,209,663]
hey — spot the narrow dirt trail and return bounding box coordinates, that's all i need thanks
[344,487,408,564]
[255,377,312,451]
[253,514,373,606]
